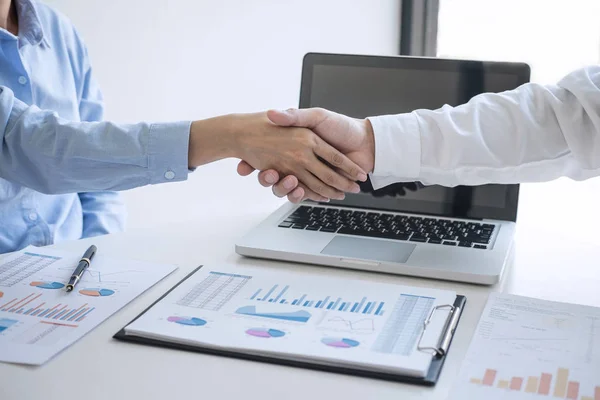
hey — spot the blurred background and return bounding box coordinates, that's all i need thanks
[45,0,600,242]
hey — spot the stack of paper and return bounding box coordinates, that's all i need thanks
[123,264,457,377]
[449,293,600,399]
[0,247,176,365]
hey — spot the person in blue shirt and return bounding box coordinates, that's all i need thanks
[0,0,367,254]
[0,0,126,253]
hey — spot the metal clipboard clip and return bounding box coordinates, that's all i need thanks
[417,303,461,357]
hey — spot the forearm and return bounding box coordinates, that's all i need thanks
[369,66,600,188]
[2,85,364,200]
[0,86,191,194]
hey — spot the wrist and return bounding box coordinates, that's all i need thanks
[188,114,241,168]
[362,118,376,173]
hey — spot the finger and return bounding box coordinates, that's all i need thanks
[266,108,328,129]
[237,160,256,176]
[332,166,357,181]
[257,169,280,187]
[293,183,328,203]
[314,138,367,183]
[309,160,358,196]
[319,157,368,184]
[272,175,299,197]
[297,169,345,200]
[287,187,305,204]
[315,157,356,181]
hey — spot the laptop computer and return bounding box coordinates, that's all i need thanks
[236,53,530,285]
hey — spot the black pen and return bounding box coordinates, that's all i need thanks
[65,245,97,292]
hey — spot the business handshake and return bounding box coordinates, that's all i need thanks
[187,108,376,203]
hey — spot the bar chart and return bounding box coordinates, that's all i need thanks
[0,293,95,323]
[249,283,386,316]
[236,306,312,323]
[470,368,600,400]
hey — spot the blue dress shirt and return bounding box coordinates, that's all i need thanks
[0,0,191,254]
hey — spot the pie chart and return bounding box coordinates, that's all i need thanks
[321,337,360,348]
[30,281,65,289]
[167,316,207,326]
[245,328,286,338]
[79,288,115,297]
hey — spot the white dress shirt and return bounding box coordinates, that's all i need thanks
[368,65,600,188]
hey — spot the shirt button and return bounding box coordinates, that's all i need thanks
[18,76,28,85]
[164,170,175,180]
[28,212,38,221]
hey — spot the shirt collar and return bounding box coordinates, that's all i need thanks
[14,0,51,48]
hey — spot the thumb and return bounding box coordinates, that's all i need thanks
[266,109,297,127]
[236,160,256,176]
[267,108,327,129]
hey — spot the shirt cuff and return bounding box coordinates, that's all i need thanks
[147,121,192,184]
[367,113,422,190]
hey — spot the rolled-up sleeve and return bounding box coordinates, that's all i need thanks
[0,85,191,194]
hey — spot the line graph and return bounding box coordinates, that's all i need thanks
[58,267,143,284]
[320,317,376,332]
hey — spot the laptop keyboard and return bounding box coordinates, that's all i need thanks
[278,206,495,249]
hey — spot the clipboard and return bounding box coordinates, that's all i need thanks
[114,266,466,386]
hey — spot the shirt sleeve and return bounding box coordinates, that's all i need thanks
[368,65,600,188]
[0,85,191,195]
[74,33,127,238]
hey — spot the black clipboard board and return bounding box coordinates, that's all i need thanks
[114,266,466,386]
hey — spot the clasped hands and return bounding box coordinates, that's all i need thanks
[188,108,375,203]
[238,108,375,203]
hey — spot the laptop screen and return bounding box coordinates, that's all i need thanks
[300,53,530,221]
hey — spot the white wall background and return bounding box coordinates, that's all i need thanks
[43,0,401,230]
[438,0,600,244]
[40,1,600,243]
[438,0,600,84]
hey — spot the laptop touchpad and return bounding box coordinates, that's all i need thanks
[321,236,416,264]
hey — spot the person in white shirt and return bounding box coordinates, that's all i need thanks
[239,65,600,201]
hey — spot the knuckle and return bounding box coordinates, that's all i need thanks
[324,172,336,185]
[314,107,327,119]
[331,152,344,166]
[297,153,311,165]
[297,129,317,146]
[290,149,306,162]
[314,184,325,195]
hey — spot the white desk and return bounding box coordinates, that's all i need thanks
[2,178,599,400]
